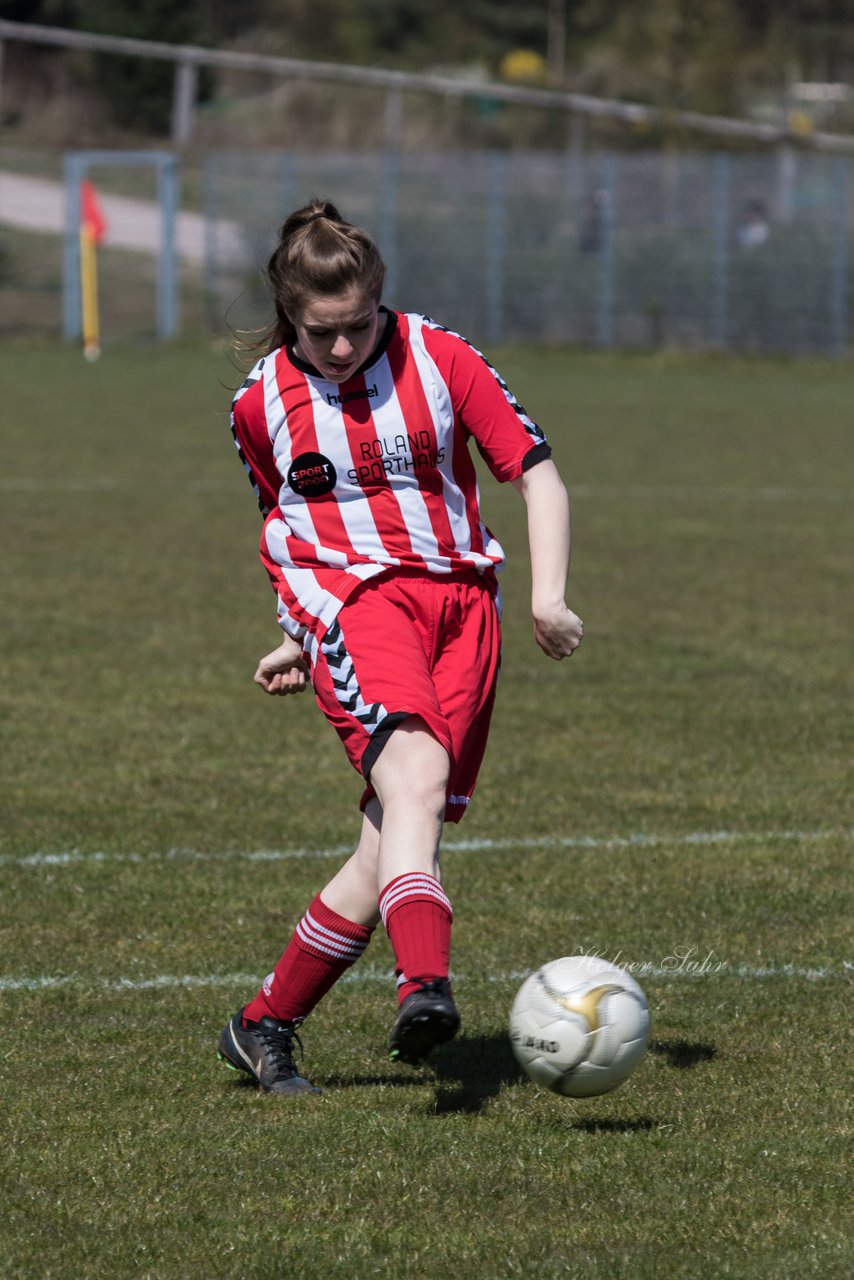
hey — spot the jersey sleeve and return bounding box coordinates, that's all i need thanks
[421,320,551,483]
[230,358,281,518]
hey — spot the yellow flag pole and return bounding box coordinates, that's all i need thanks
[80,223,101,362]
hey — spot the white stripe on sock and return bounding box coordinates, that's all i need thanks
[379,873,453,927]
[296,911,368,961]
[303,908,369,956]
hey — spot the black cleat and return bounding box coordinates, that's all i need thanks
[388,978,460,1066]
[217,1008,321,1096]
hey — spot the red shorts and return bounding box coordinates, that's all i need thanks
[308,570,501,823]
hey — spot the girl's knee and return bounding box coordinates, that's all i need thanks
[370,719,450,815]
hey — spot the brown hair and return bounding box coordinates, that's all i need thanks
[261,198,386,353]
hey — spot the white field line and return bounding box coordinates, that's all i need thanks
[1,960,850,994]
[1,827,849,871]
[570,483,851,504]
[0,477,119,492]
[5,830,846,991]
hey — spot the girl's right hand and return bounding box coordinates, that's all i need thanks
[254,635,309,695]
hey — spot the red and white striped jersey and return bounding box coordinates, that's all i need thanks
[231,310,551,639]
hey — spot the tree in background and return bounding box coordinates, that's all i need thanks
[74,2,214,132]
[6,1,237,132]
[236,0,547,72]
[220,1,854,117]
[2,0,79,22]
[575,0,854,116]
[5,0,854,137]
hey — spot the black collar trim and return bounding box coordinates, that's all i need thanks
[286,307,398,379]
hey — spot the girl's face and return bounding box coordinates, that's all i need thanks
[291,286,380,382]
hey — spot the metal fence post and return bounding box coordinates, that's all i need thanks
[830,156,849,357]
[662,146,680,228]
[711,152,731,347]
[486,150,506,345]
[279,149,296,220]
[775,144,797,223]
[564,111,586,201]
[380,88,402,303]
[156,154,179,338]
[596,152,617,349]
[62,152,84,340]
[203,150,219,331]
[171,60,198,147]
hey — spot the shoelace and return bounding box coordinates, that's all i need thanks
[256,1022,305,1081]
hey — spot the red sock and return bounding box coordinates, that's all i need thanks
[379,872,453,1004]
[243,894,373,1024]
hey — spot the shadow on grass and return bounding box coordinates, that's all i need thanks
[431,1032,524,1114]
[432,1033,718,1120]
[220,1035,714,1110]
[315,1033,522,1108]
[220,1066,423,1094]
[220,1070,259,1091]
[649,1038,717,1069]
[323,1072,428,1089]
[431,1040,664,1129]
[571,1116,658,1134]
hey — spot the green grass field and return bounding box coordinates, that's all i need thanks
[1,341,851,1279]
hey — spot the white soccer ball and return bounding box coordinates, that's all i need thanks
[509,955,651,1097]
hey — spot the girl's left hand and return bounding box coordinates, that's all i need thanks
[533,602,584,660]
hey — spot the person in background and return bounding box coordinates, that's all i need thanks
[736,198,771,249]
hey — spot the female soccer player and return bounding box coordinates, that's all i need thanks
[217,199,583,1095]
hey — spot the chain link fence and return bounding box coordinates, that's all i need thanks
[1,144,850,354]
[206,146,852,356]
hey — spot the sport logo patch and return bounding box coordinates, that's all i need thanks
[287,451,337,498]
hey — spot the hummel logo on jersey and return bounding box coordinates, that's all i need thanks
[287,451,338,498]
[326,383,378,407]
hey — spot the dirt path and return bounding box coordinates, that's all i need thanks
[0,170,246,265]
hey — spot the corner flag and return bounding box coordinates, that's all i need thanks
[81,179,107,244]
[80,179,107,360]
